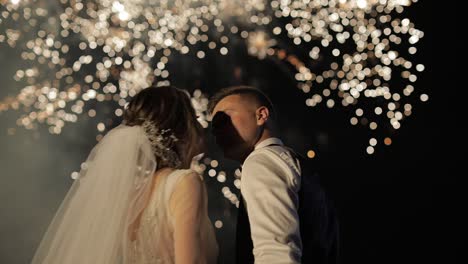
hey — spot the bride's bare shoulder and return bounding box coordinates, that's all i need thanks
[173,170,205,194]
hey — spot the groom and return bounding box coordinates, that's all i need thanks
[209,86,339,263]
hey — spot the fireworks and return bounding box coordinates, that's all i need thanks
[1,0,427,207]
[1,1,426,152]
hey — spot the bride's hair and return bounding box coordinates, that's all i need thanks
[123,86,203,169]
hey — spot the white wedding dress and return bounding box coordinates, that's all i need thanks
[31,125,218,264]
[129,169,219,263]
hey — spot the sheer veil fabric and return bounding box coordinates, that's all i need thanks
[31,125,158,263]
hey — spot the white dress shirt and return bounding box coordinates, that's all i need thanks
[241,137,302,263]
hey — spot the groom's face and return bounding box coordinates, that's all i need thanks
[211,94,261,162]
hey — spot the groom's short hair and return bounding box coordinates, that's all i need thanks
[208,86,276,120]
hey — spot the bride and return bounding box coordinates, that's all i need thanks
[31,86,219,263]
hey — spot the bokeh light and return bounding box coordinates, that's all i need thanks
[0,0,427,233]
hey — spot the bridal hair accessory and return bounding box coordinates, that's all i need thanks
[141,120,181,169]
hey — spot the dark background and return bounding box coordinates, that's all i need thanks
[1,1,461,263]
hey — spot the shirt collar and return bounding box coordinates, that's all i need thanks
[254,137,284,150]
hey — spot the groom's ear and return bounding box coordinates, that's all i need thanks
[256,106,269,125]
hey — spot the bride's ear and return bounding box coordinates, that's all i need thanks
[256,106,269,125]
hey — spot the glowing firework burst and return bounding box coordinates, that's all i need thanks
[262,0,427,154]
[1,0,427,154]
[1,0,427,209]
[0,0,266,134]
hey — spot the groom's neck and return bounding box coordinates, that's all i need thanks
[254,128,275,148]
